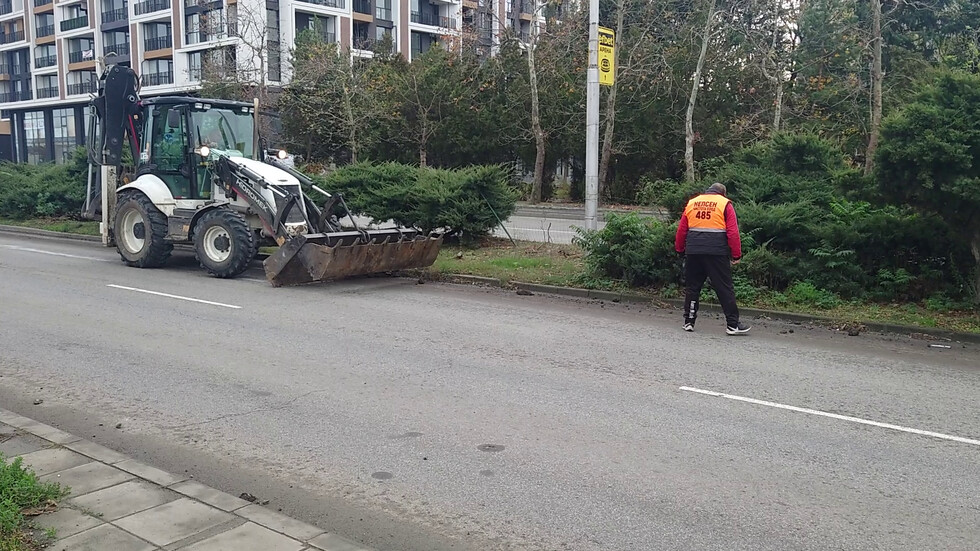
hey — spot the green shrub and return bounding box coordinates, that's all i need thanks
[573,212,680,287]
[0,148,88,220]
[1,453,65,535]
[317,161,519,243]
[784,281,841,309]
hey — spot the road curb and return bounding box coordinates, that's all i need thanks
[433,275,980,345]
[0,406,376,551]
[0,223,101,243]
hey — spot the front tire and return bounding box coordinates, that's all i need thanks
[114,192,172,268]
[193,208,257,278]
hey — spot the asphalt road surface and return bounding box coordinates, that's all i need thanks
[1,232,978,551]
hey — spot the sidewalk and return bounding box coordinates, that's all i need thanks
[0,407,373,551]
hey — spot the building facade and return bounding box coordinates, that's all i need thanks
[0,0,541,163]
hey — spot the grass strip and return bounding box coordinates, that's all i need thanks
[0,452,67,551]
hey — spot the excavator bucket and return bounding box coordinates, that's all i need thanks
[263,229,443,287]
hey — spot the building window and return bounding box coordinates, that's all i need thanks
[188,51,202,81]
[52,108,77,164]
[24,111,46,165]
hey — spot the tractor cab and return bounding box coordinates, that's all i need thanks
[138,97,255,200]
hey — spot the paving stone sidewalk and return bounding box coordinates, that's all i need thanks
[0,407,374,551]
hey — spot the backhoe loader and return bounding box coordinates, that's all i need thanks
[84,64,441,286]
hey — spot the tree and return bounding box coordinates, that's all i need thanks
[279,32,396,163]
[685,0,718,182]
[875,71,980,302]
[196,0,285,141]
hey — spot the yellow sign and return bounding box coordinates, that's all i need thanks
[598,26,615,86]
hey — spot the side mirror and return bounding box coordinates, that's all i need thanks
[166,109,180,128]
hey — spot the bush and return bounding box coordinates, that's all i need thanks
[316,161,519,243]
[607,132,976,304]
[573,212,681,287]
[0,148,88,220]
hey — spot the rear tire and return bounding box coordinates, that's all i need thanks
[114,192,172,268]
[193,208,256,278]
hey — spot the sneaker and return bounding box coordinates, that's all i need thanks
[683,323,694,332]
[726,322,751,335]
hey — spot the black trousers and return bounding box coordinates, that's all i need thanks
[683,254,739,327]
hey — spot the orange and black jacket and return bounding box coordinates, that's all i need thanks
[674,191,742,259]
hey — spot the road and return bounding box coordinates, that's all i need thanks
[1,233,979,551]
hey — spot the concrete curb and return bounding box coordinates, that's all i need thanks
[0,407,376,551]
[431,276,980,345]
[0,223,101,243]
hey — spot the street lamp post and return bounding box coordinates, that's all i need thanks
[584,0,600,231]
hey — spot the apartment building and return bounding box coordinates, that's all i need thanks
[0,0,541,163]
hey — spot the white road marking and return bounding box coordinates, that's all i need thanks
[107,284,242,309]
[680,386,980,447]
[1,245,112,262]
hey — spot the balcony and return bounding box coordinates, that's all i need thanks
[66,81,97,95]
[61,15,89,32]
[0,1,11,16]
[410,11,456,29]
[184,0,220,8]
[134,0,169,16]
[144,35,171,51]
[0,90,31,102]
[375,6,391,20]
[68,49,94,63]
[34,0,53,7]
[36,86,58,99]
[296,0,345,9]
[37,24,54,37]
[353,0,370,14]
[104,41,129,56]
[520,0,532,14]
[0,30,24,44]
[35,54,56,68]
[141,70,172,86]
[102,7,127,24]
[186,30,224,45]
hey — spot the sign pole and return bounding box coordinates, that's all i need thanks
[584,0,600,231]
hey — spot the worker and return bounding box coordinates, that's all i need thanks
[674,182,751,335]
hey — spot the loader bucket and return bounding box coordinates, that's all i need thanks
[263,229,443,287]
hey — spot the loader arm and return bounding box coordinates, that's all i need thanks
[212,154,319,244]
[88,65,142,168]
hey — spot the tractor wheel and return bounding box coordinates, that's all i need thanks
[193,208,257,278]
[114,192,173,268]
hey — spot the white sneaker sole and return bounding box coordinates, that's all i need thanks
[726,328,751,335]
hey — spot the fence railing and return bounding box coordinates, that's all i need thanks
[0,30,25,43]
[37,86,59,99]
[144,35,172,51]
[141,71,173,86]
[134,0,169,15]
[61,16,89,32]
[36,24,54,37]
[67,81,98,95]
[296,0,345,9]
[35,55,57,68]
[102,8,127,23]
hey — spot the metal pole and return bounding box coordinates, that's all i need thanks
[584,0,600,231]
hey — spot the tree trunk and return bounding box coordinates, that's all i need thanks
[773,77,783,133]
[598,0,625,197]
[685,0,716,183]
[419,144,427,168]
[528,14,545,204]
[972,229,980,304]
[344,83,358,163]
[864,0,883,175]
